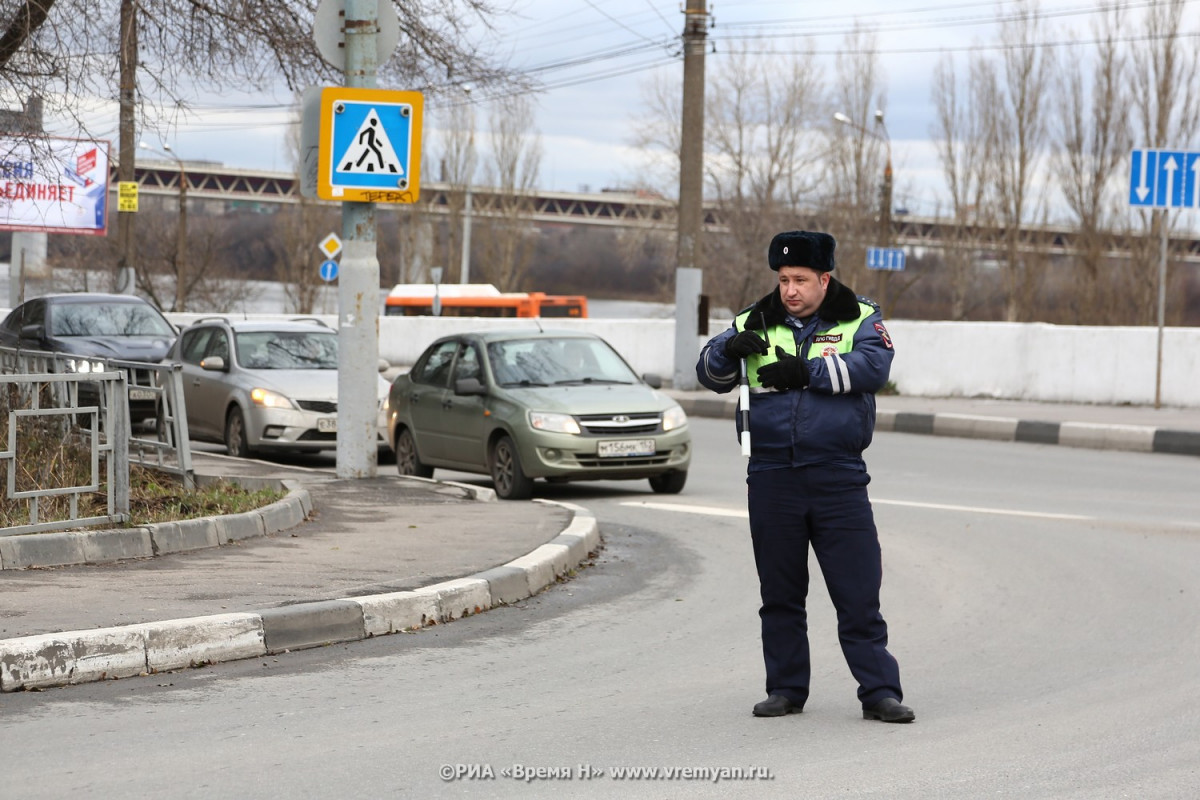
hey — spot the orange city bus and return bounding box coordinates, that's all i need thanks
[383,283,588,318]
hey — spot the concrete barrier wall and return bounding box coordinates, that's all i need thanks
[164,312,1200,409]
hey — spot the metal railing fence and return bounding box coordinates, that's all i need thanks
[0,369,129,535]
[0,347,195,535]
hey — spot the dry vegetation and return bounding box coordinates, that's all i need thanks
[0,384,282,531]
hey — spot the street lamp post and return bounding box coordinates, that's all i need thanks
[139,141,188,308]
[459,84,475,285]
[834,110,893,309]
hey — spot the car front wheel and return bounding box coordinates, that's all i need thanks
[394,427,433,478]
[490,435,533,500]
[649,469,687,494]
[224,406,254,459]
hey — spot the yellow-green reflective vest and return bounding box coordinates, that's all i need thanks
[734,302,875,388]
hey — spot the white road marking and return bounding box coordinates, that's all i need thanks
[621,499,1096,522]
[871,498,1095,522]
[620,501,747,518]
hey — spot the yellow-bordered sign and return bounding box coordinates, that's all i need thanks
[317,87,422,203]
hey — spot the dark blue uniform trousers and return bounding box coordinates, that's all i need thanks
[747,465,903,709]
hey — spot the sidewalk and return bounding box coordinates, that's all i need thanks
[3,394,1198,692]
[0,455,599,691]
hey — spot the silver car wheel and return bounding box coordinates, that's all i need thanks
[394,427,433,478]
[224,407,253,459]
[490,435,533,500]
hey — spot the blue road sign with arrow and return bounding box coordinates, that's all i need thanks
[320,259,339,282]
[1129,148,1200,209]
[866,247,906,271]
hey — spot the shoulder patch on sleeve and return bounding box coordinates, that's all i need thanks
[874,322,893,349]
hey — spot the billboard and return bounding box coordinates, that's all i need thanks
[0,135,110,235]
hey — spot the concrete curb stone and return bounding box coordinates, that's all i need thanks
[670,392,1200,456]
[0,500,600,692]
[0,485,311,572]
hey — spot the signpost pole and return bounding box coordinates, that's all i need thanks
[336,0,381,478]
[1155,209,1167,409]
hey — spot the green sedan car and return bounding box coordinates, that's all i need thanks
[385,330,691,499]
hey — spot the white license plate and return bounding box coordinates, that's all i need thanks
[597,438,655,458]
[129,388,156,401]
[317,417,337,432]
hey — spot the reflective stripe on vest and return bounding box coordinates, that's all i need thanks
[734,302,875,394]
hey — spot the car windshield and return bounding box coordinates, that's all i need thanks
[51,302,174,337]
[487,337,637,387]
[236,330,339,369]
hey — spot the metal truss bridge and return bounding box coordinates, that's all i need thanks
[132,161,1200,263]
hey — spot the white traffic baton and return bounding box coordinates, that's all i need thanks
[739,358,751,457]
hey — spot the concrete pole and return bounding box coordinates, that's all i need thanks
[461,187,473,283]
[673,0,707,390]
[336,0,381,478]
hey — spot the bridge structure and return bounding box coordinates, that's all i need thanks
[129,161,1200,264]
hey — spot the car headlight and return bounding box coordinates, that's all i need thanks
[529,411,581,434]
[250,387,296,410]
[66,358,105,374]
[662,405,688,432]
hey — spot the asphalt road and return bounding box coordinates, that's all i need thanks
[3,418,1199,798]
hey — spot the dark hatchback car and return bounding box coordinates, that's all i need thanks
[0,293,178,422]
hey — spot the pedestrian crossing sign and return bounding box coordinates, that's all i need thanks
[317,87,423,203]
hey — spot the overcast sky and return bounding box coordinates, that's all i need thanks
[54,1,1200,220]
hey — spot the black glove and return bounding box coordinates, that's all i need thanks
[757,346,810,390]
[724,330,769,360]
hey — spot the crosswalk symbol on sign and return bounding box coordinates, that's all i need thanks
[318,87,424,204]
[337,109,402,175]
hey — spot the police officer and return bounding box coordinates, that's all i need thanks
[696,230,914,723]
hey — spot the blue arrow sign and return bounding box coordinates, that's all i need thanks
[319,259,339,282]
[866,247,906,271]
[1130,148,1200,209]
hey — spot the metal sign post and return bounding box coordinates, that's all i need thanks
[1127,148,1198,409]
[334,0,384,479]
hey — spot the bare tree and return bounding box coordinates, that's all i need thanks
[931,54,995,320]
[984,0,1054,322]
[267,200,340,314]
[2,0,516,295]
[629,70,685,198]
[1051,3,1130,323]
[1128,0,1200,325]
[702,43,827,311]
[435,98,478,283]
[827,26,888,298]
[477,94,542,291]
[133,209,243,312]
[2,1,513,132]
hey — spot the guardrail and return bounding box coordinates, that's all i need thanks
[0,348,195,535]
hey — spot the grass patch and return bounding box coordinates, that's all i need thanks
[0,382,283,530]
[125,466,285,527]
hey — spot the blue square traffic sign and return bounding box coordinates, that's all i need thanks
[1130,148,1200,209]
[318,87,423,203]
[866,247,906,271]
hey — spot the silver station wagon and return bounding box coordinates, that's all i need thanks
[170,317,388,457]
[385,330,691,499]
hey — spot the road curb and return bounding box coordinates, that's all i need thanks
[0,484,312,571]
[667,393,1200,457]
[0,499,599,692]
[873,410,1200,456]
